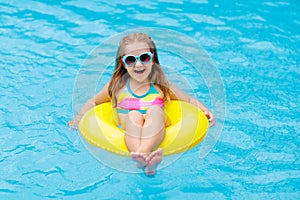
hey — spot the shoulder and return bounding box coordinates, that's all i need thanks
[153,84,163,94]
[116,83,127,97]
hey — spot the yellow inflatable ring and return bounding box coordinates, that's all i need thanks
[78,100,209,156]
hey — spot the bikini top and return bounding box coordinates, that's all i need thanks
[116,79,164,114]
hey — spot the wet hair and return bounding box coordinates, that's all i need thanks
[108,32,171,106]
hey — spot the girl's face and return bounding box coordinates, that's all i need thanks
[123,42,153,84]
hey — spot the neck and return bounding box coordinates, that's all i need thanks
[129,78,151,94]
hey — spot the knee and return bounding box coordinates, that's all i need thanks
[127,111,144,125]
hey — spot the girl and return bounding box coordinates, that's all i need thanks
[69,32,215,176]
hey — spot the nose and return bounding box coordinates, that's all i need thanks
[134,59,143,67]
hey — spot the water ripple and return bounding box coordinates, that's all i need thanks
[22,166,64,177]
[186,13,225,25]
[3,144,36,154]
[57,173,113,196]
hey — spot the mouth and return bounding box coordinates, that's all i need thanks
[134,69,146,74]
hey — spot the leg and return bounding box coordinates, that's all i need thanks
[138,106,166,175]
[125,106,166,173]
[124,111,144,152]
[124,111,147,168]
[136,105,166,154]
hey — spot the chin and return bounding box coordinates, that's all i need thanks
[132,72,151,83]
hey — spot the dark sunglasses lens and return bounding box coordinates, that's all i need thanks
[125,56,136,65]
[140,53,151,63]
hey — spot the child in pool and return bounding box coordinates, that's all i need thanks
[68,32,215,176]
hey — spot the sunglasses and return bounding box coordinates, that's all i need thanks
[122,52,154,67]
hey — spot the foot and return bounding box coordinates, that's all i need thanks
[145,148,163,176]
[131,152,147,169]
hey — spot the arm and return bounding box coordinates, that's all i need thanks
[169,82,216,126]
[68,83,111,129]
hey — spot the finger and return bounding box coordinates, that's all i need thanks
[209,118,216,126]
[69,124,74,131]
[204,110,209,116]
[205,113,212,120]
[68,121,76,130]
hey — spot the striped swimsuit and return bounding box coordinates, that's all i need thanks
[116,79,164,114]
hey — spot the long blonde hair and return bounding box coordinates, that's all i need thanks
[108,32,171,106]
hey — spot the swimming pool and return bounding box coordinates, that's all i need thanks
[1,0,299,199]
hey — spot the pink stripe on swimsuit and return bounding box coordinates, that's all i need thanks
[116,79,164,114]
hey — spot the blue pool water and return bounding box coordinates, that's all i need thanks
[1,0,299,199]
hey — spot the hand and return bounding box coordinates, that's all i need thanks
[68,118,80,130]
[204,110,216,127]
